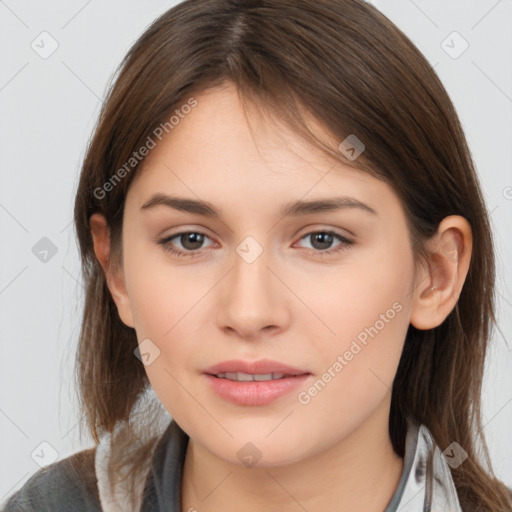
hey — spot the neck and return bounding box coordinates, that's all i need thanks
[181,395,403,512]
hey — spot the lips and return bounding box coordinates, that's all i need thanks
[202,359,311,406]
[203,358,310,377]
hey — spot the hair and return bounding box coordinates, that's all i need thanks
[73,0,512,509]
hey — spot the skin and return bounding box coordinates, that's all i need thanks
[90,82,472,512]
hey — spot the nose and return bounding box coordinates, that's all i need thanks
[216,241,290,341]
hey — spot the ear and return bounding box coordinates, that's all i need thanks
[89,213,135,328]
[410,215,472,330]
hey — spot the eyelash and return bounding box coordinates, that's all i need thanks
[158,230,354,259]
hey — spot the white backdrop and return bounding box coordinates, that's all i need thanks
[1,0,511,502]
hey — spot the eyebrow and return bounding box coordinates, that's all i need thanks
[140,193,378,218]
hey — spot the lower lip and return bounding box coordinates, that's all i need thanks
[203,373,310,406]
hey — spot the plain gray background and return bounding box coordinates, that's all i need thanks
[1,0,511,503]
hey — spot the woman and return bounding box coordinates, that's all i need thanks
[3,0,511,510]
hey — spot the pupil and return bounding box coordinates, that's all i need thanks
[312,233,333,250]
[182,233,204,250]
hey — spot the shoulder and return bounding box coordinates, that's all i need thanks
[1,447,101,512]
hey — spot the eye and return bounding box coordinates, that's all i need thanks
[158,231,215,258]
[295,230,354,257]
[158,229,354,259]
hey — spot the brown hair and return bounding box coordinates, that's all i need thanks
[73,0,512,509]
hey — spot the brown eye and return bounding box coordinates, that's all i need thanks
[158,231,214,257]
[176,232,205,250]
[296,231,354,257]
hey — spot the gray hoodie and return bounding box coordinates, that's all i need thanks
[2,416,510,511]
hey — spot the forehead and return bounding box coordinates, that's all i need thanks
[137,83,341,178]
[126,84,401,219]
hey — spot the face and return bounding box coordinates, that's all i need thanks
[113,82,419,466]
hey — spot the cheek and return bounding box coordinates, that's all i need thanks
[123,247,204,416]
[304,246,414,398]
[293,293,411,448]
[123,237,205,338]
[311,246,413,347]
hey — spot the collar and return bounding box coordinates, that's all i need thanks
[96,416,463,512]
[384,417,463,511]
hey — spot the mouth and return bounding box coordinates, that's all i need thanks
[203,358,310,377]
[210,372,297,381]
[202,359,311,406]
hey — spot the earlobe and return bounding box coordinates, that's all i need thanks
[409,215,472,330]
[89,213,135,328]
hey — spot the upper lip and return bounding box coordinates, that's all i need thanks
[203,359,310,376]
